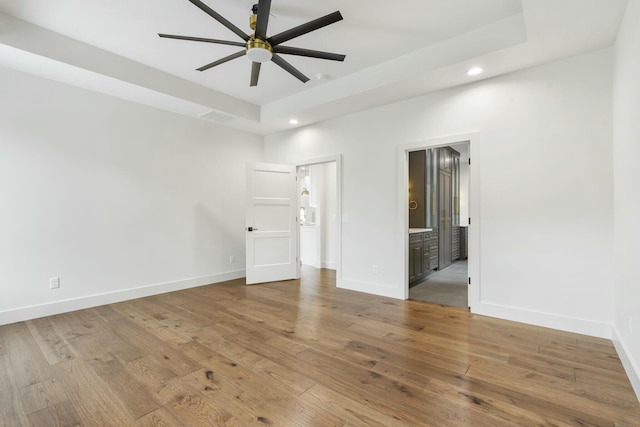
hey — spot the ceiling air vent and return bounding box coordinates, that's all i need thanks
[199,110,236,124]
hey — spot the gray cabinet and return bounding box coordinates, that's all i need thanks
[426,229,438,271]
[409,233,426,285]
[459,226,468,260]
[437,147,460,270]
[452,225,460,261]
[409,230,439,285]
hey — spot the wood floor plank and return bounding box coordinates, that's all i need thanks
[0,354,31,427]
[0,327,6,355]
[108,316,201,377]
[133,406,191,427]
[293,347,478,426]
[300,383,406,427]
[186,331,318,397]
[53,358,134,426]
[124,355,184,406]
[19,378,67,415]
[50,309,145,363]
[27,400,82,427]
[88,358,162,419]
[110,300,194,346]
[195,355,343,427]
[0,267,639,426]
[25,317,76,365]
[1,322,52,389]
[466,357,640,424]
[162,370,258,426]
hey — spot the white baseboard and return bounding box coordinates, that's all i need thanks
[472,301,613,339]
[0,269,245,326]
[338,278,404,299]
[322,261,337,269]
[613,326,640,402]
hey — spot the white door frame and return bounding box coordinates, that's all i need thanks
[293,154,343,287]
[397,133,480,310]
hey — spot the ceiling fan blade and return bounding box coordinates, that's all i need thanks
[273,46,345,62]
[188,0,250,41]
[271,54,309,83]
[254,0,272,40]
[197,50,246,71]
[158,33,245,47]
[250,62,262,87]
[268,11,343,46]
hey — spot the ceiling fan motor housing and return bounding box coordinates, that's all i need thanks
[247,4,272,63]
[246,37,273,63]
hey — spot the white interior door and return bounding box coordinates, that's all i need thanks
[245,162,298,285]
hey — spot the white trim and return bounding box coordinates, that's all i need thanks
[475,301,613,339]
[293,154,343,287]
[322,261,337,269]
[613,326,640,402]
[397,132,480,310]
[0,270,245,326]
[340,278,405,300]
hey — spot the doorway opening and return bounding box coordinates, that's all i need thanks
[408,142,469,307]
[295,155,342,285]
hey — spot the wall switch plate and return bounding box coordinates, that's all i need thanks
[229,255,236,264]
[49,277,60,289]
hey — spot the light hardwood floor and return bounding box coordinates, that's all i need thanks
[1,267,639,426]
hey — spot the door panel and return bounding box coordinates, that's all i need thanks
[246,163,298,285]
[253,237,291,265]
[254,205,291,230]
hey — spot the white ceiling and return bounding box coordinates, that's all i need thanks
[0,0,630,135]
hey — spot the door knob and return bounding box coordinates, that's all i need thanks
[247,227,259,232]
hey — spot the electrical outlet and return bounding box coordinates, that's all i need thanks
[49,277,60,289]
[229,255,236,264]
[372,264,379,274]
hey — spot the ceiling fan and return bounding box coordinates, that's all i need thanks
[159,0,346,87]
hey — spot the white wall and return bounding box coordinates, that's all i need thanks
[320,162,337,269]
[265,48,614,338]
[613,0,640,400]
[0,66,263,324]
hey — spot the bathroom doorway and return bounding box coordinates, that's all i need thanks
[406,141,471,308]
[297,160,339,274]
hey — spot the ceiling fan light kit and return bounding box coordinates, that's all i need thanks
[246,38,273,63]
[159,0,346,87]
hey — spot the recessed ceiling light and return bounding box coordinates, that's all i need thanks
[289,119,299,125]
[467,67,483,76]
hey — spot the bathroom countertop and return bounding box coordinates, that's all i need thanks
[409,228,433,234]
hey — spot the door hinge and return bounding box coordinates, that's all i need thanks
[468,158,471,165]
[468,277,471,285]
[468,217,471,225]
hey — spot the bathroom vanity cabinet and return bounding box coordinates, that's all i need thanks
[409,229,439,286]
